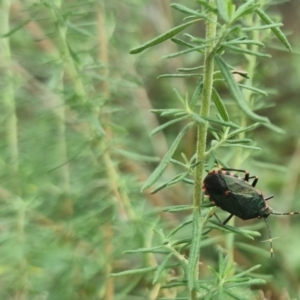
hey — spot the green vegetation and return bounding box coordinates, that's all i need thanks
[1,0,300,299]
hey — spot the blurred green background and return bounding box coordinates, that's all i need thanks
[1,0,300,299]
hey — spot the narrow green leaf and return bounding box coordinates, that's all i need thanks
[226,277,251,283]
[151,171,189,194]
[208,220,261,239]
[2,19,31,37]
[170,158,188,168]
[172,238,192,246]
[174,112,190,117]
[190,80,203,109]
[233,264,261,278]
[163,281,189,289]
[255,8,292,51]
[183,178,194,185]
[196,0,218,13]
[211,88,230,121]
[142,123,193,190]
[178,66,204,72]
[186,34,220,45]
[153,253,173,284]
[262,122,285,134]
[228,123,260,138]
[221,39,264,47]
[171,37,194,48]
[153,228,166,239]
[158,73,202,78]
[166,171,190,186]
[224,289,248,300]
[171,3,218,25]
[111,263,181,278]
[225,139,252,144]
[190,113,207,125]
[215,0,229,22]
[110,266,158,277]
[207,265,221,280]
[162,205,194,213]
[225,44,271,57]
[150,116,189,136]
[195,114,239,128]
[168,220,193,238]
[124,246,167,254]
[130,19,201,54]
[150,108,184,116]
[114,149,160,162]
[223,261,236,278]
[222,144,261,150]
[161,109,185,116]
[238,84,268,96]
[232,0,259,23]
[242,23,283,31]
[161,45,206,59]
[215,55,269,123]
[173,88,185,106]
[225,278,266,287]
[218,253,229,276]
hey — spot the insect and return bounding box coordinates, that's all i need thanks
[202,168,300,257]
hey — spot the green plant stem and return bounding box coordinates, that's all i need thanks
[50,1,136,221]
[54,5,71,194]
[52,1,86,101]
[1,0,28,298]
[0,0,19,183]
[190,1,217,298]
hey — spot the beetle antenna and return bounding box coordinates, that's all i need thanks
[263,218,274,258]
[271,211,300,216]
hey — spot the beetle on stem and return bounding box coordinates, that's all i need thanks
[203,168,300,257]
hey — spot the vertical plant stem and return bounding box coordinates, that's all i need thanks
[189,1,217,298]
[96,1,137,296]
[52,0,72,220]
[0,0,19,183]
[0,1,28,298]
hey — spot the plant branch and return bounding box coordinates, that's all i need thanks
[189,1,217,298]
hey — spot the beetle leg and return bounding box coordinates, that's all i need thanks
[265,195,274,201]
[250,177,258,187]
[244,172,249,182]
[213,213,223,224]
[244,173,259,187]
[214,212,235,225]
[222,214,234,225]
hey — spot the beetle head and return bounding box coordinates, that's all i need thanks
[259,206,272,219]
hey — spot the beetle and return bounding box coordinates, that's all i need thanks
[202,168,300,257]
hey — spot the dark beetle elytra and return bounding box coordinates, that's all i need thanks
[202,168,300,257]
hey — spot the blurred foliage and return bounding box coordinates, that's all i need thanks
[0,0,300,299]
